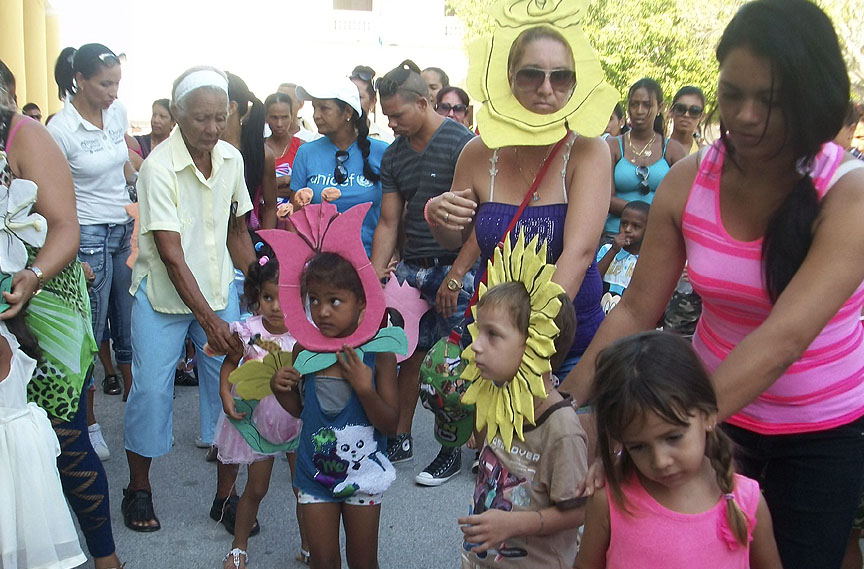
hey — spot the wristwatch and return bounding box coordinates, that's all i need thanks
[26,265,44,295]
[446,277,463,292]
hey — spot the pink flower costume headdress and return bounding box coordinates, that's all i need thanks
[259,202,407,373]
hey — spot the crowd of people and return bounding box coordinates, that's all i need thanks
[2,0,864,568]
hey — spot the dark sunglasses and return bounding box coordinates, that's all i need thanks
[435,102,468,115]
[514,67,576,92]
[635,165,650,195]
[671,102,703,118]
[334,150,349,185]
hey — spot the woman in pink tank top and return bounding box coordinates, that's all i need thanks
[561,1,864,567]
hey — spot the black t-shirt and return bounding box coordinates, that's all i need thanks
[381,118,474,259]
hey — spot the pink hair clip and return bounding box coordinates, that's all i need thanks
[258,255,269,266]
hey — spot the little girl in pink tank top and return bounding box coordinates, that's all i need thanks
[575,332,782,569]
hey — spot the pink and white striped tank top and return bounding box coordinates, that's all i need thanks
[682,141,864,434]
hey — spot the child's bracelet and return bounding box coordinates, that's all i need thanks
[424,197,439,227]
[536,510,544,534]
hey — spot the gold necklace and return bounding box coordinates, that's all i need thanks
[627,131,656,163]
[267,137,291,158]
[514,145,553,202]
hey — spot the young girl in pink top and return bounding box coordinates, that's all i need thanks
[563,1,864,566]
[575,332,782,569]
[215,248,302,569]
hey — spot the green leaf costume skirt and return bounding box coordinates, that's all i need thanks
[24,245,97,421]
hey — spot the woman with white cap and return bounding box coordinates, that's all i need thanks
[289,78,388,256]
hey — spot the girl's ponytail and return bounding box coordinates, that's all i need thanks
[706,428,750,547]
[54,47,77,100]
[354,110,380,183]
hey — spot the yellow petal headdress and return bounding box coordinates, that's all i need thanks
[466,0,620,147]
[460,231,566,448]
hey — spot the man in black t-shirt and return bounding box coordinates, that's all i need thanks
[371,60,475,487]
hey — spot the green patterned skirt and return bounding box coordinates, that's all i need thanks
[24,244,98,421]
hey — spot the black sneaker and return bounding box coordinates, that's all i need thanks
[102,374,122,395]
[415,445,461,486]
[209,495,260,536]
[386,433,413,464]
[174,367,198,386]
[471,450,480,474]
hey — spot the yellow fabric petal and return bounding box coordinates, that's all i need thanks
[466,0,620,148]
[229,360,275,400]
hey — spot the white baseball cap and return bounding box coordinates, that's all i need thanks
[295,78,363,116]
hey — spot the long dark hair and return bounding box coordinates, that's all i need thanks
[628,78,665,138]
[226,72,266,202]
[332,100,380,184]
[593,332,749,547]
[717,0,848,302]
[54,43,119,101]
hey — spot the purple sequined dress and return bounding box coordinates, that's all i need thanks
[473,202,605,363]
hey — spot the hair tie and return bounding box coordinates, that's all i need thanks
[254,241,265,252]
[259,255,269,266]
[724,493,735,501]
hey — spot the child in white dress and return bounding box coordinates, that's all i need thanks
[0,317,87,569]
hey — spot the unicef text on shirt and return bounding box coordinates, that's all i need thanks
[309,173,374,188]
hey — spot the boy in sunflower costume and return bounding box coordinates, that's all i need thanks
[458,231,587,568]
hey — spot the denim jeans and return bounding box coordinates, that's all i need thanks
[394,261,475,351]
[724,415,864,569]
[78,222,134,364]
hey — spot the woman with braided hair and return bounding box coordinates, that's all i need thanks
[290,78,388,256]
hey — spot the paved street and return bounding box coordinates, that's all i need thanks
[79,372,474,568]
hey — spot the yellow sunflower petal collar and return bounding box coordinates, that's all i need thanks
[461,231,566,448]
[466,0,620,147]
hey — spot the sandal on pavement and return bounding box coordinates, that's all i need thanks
[121,488,161,532]
[223,548,248,569]
[295,549,310,565]
[210,495,260,536]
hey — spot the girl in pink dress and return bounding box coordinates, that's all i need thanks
[575,332,782,569]
[215,251,302,569]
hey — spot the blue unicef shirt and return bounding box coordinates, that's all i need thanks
[291,137,389,256]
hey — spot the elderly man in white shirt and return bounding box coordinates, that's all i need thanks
[122,66,256,533]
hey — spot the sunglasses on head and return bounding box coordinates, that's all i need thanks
[97,53,124,66]
[351,70,374,83]
[513,67,576,92]
[635,165,650,195]
[671,102,703,118]
[334,150,349,185]
[435,102,468,116]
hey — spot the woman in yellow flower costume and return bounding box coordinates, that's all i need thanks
[427,0,619,379]
[457,231,589,567]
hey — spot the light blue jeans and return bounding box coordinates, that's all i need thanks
[124,279,239,457]
[78,222,134,364]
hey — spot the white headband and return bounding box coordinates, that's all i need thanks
[173,69,228,103]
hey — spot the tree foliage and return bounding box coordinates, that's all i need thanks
[446,0,863,108]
